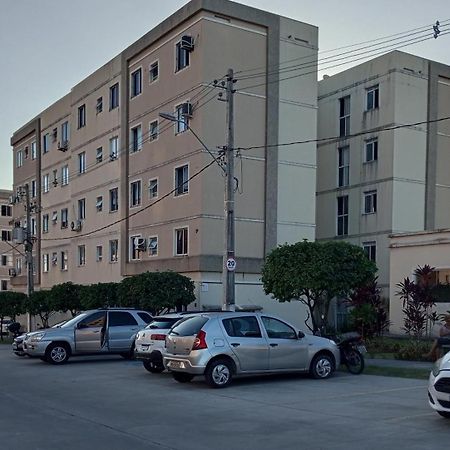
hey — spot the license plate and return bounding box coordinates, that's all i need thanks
[357,345,367,354]
[169,360,182,369]
[141,345,149,352]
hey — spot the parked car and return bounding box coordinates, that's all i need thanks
[23,309,152,364]
[428,351,450,418]
[135,313,189,373]
[1,319,13,335]
[163,312,340,388]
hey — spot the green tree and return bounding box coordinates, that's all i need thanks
[81,282,119,310]
[261,240,377,333]
[49,282,83,317]
[25,291,54,329]
[0,291,26,340]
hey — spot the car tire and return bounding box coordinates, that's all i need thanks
[310,353,334,379]
[45,342,70,365]
[205,359,233,388]
[143,360,164,374]
[120,343,136,360]
[172,372,195,383]
[437,411,450,419]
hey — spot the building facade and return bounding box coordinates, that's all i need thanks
[0,189,14,291]
[316,51,450,315]
[10,0,318,326]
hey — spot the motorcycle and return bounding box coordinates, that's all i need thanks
[331,332,366,375]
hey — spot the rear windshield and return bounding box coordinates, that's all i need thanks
[146,318,181,330]
[169,316,208,336]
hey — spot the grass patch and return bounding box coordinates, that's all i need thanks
[0,338,13,345]
[365,365,430,380]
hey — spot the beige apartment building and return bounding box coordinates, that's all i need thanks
[0,189,14,291]
[316,50,450,326]
[10,0,318,325]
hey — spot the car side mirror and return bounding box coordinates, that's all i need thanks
[77,322,88,329]
[298,331,305,339]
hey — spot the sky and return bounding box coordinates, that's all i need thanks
[1,0,449,190]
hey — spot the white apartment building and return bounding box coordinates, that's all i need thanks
[0,190,14,291]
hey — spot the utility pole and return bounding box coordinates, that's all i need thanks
[222,68,236,311]
[24,184,34,332]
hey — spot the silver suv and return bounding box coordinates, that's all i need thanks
[164,312,340,388]
[23,309,152,364]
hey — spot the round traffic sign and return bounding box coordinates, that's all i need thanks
[226,258,236,271]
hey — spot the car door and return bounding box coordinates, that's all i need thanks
[261,316,308,371]
[74,311,107,353]
[221,316,269,372]
[107,311,140,352]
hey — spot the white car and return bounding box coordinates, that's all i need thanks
[428,351,450,418]
[1,319,13,335]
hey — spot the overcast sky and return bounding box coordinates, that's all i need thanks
[1,0,449,190]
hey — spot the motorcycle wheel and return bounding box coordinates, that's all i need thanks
[345,349,364,374]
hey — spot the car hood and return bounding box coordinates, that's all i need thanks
[438,352,450,370]
[303,333,337,347]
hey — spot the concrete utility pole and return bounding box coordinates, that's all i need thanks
[222,68,236,311]
[24,184,34,332]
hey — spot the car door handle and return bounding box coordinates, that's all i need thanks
[270,343,278,347]
[231,343,240,347]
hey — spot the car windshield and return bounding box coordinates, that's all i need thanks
[60,313,88,329]
[145,317,181,330]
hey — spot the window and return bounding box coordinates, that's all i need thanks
[61,121,69,144]
[31,218,36,236]
[109,188,119,212]
[96,245,103,262]
[148,236,158,256]
[363,241,376,262]
[52,211,58,224]
[109,136,118,160]
[109,239,118,262]
[175,227,188,256]
[52,128,58,142]
[1,255,7,266]
[78,152,86,174]
[1,205,12,217]
[43,133,50,153]
[78,245,86,266]
[337,195,349,236]
[222,317,262,338]
[78,312,106,328]
[78,104,86,128]
[51,252,58,266]
[78,198,86,220]
[96,97,103,114]
[42,214,49,233]
[31,141,37,160]
[148,178,158,199]
[52,169,58,186]
[130,235,142,260]
[339,96,350,137]
[262,317,297,339]
[149,61,159,82]
[42,254,49,273]
[149,120,158,141]
[96,147,103,163]
[366,85,379,111]
[130,180,141,207]
[338,146,349,187]
[175,40,190,72]
[61,165,69,186]
[131,68,142,97]
[61,208,68,228]
[109,311,138,327]
[1,280,7,291]
[61,251,68,271]
[31,180,36,198]
[137,312,152,324]
[1,230,11,242]
[363,190,377,214]
[130,125,142,153]
[175,165,189,196]
[43,174,49,193]
[175,104,189,134]
[365,139,378,163]
[16,149,24,167]
[96,196,103,212]
[109,83,119,110]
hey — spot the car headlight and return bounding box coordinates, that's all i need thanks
[135,332,141,340]
[30,332,46,342]
[432,361,441,377]
[328,339,337,346]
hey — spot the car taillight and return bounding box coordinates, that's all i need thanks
[150,334,166,340]
[192,330,207,350]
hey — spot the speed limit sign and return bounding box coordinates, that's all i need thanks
[226,258,236,271]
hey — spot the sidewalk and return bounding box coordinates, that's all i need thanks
[365,357,433,370]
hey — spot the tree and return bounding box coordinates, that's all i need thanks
[0,291,26,340]
[81,283,119,310]
[49,282,83,317]
[118,271,195,315]
[25,291,54,329]
[261,240,377,333]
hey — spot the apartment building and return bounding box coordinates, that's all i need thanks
[316,50,450,324]
[0,190,14,291]
[10,0,318,325]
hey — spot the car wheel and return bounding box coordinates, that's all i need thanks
[437,411,450,419]
[310,353,334,379]
[172,372,195,383]
[205,359,233,388]
[120,343,136,360]
[143,360,164,374]
[45,343,70,365]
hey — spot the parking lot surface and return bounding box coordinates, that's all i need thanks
[0,345,448,450]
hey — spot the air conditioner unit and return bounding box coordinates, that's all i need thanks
[51,255,58,265]
[52,179,58,187]
[180,35,194,51]
[110,153,117,161]
[134,237,147,252]
[57,141,68,152]
[52,128,58,142]
[181,102,193,118]
[8,268,16,277]
[71,220,82,232]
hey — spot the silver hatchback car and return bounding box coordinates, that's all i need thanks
[164,312,340,388]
